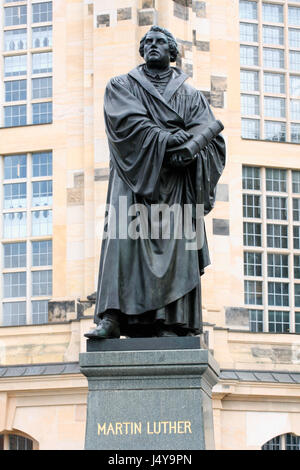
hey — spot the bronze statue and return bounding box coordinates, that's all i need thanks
[85,26,226,339]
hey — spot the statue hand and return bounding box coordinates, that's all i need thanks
[168,153,197,168]
[167,130,192,148]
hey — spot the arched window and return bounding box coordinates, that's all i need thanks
[0,431,36,450]
[262,433,300,450]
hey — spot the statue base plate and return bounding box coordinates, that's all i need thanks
[80,337,219,450]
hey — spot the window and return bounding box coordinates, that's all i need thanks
[244,252,262,276]
[264,73,285,94]
[240,45,259,65]
[243,222,262,246]
[32,240,52,266]
[264,97,285,118]
[4,29,27,51]
[263,48,284,69]
[4,183,27,209]
[267,224,288,248]
[290,76,300,97]
[240,0,257,20]
[32,300,48,324]
[263,26,284,45]
[3,243,26,268]
[266,196,287,220]
[4,105,26,127]
[295,284,300,307]
[32,77,52,99]
[32,2,52,23]
[240,70,259,92]
[8,434,33,450]
[295,255,300,279]
[268,310,290,332]
[249,309,263,332]
[4,154,26,180]
[32,181,52,206]
[293,198,300,223]
[241,94,260,116]
[5,80,27,102]
[266,168,287,192]
[288,7,300,26]
[243,166,261,190]
[240,22,258,42]
[267,254,288,278]
[245,280,263,305]
[4,55,27,77]
[32,270,52,296]
[32,26,52,48]
[292,171,300,193]
[1,152,53,326]
[242,119,260,139]
[3,272,26,298]
[32,152,52,177]
[262,3,283,23]
[243,194,261,218]
[32,102,52,124]
[290,51,300,71]
[31,209,52,236]
[4,6,27,26]
[268,282,289,307]
[262,434,300,450]
[289,28,300,48]
[294,226,300,249]
[2,302,26,326]
[32,52,52,74]
[290,100,300,121]
[291,124,300,143]
[264,121,286,142]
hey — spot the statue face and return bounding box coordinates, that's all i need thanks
[143,30,170,68]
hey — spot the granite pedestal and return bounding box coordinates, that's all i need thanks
[79,337,219,450]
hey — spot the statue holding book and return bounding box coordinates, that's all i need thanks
[85,26,226,340]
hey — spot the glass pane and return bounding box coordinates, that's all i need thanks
[32,180,52,207]
[264,97,285,118]
[241,94,260,115]
[266,168,287,192]
[32,2,52,23]
[267,224,288,248]
[3,212,27,239]
[4,105,26,127]
[32,102,52,124]
[290,76,300,96]
[288,7,300,26]
[242,119,260,139]
[5,80,27,102]
[4,6,27,26]
[240,45,259,66]
[289,28,300,48]
[263,26,284,45]
[262,3,283,23]
[264,73,285,94]
[240,70,259,92]
[32,26,52,48]
[263,48,284,68]
[264,121,286,142]
[32,240,52,266]
[31,210,52,236]
[3,302,26,326]
[32,300,48,324]
[3,242,26,268]
[32,270,52,296]
[4,183,27,209]
[4,154,26,179]
[4,55,26,77]
[242,166,261,190]
[3,272,26,298]
[32,152,52,177]
[240,1,257,20]
[32,52,52,74]
[240,22,258,42]
[4,29,27,51]
[32,77,52,99]
[290,51,300,72]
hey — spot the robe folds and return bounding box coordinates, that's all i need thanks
[94,65,226,336]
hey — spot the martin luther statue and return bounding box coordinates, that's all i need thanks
[85,26,226,340]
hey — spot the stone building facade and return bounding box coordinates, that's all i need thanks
[0,0,299,450]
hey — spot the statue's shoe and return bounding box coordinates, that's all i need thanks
[156,328,178,337]
[84,318,120,339]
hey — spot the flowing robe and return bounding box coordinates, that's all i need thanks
[94,65,226,336]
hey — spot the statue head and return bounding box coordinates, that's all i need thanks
[139,26,179,66]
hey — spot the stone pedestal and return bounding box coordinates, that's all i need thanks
[79,337,219,450]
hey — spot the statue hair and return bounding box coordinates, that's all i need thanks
[139,26,179,63]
